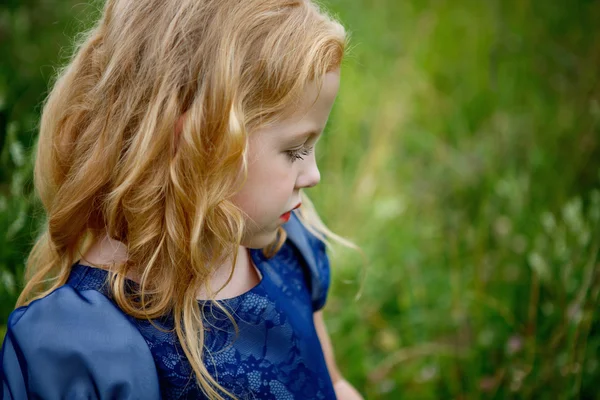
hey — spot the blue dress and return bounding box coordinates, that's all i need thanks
[1,213,336,399]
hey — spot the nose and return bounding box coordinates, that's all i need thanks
[295,154,321,189]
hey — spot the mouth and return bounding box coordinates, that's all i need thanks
[280,202,302,222]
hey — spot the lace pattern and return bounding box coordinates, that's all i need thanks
[68,239,335,399]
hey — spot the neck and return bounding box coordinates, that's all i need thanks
[79,232,260,300]
[196,245,258,300]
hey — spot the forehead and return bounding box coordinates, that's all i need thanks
[253,70,341,140]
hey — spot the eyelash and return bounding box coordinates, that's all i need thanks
[286,145,314,162]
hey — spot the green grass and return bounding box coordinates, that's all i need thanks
[1,0,599,398]
[312,0,600,398]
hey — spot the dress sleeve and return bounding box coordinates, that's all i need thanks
[285,212,332,312]
[1,286,161,400]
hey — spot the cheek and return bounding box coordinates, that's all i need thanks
[248,148,295,187]
[233,159,295,216]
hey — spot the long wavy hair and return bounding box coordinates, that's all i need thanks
[18,0,350,398]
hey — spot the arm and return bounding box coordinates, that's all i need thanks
[313,310,364,400]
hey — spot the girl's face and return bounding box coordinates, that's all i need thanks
[232,70,340,248]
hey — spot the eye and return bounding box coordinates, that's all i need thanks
[286,145,314,163]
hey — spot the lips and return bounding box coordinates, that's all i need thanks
[280,211,292,222]
[280,202,302,222]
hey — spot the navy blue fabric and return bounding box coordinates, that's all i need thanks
[1,287,161,400]
[1,213,335,399]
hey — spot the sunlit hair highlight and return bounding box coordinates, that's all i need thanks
[18,0,347,398]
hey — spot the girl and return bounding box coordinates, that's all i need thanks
[0,0,363,399]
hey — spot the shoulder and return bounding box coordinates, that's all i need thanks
[284,212,330,311]
[2,285,160,399]
[7,284,142,348]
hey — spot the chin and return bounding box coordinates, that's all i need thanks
[241,227,279,249]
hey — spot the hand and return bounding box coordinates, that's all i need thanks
[333,379,364,400]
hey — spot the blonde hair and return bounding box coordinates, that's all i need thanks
[18,0,347,398]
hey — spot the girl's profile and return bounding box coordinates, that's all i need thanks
[0,0,363,399]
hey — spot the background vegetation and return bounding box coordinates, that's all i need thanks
[1,0,599,398]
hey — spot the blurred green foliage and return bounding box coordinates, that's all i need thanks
[1,0,599,398]
[0,0,97,329]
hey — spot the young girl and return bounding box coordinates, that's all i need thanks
[0,0,363,399]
